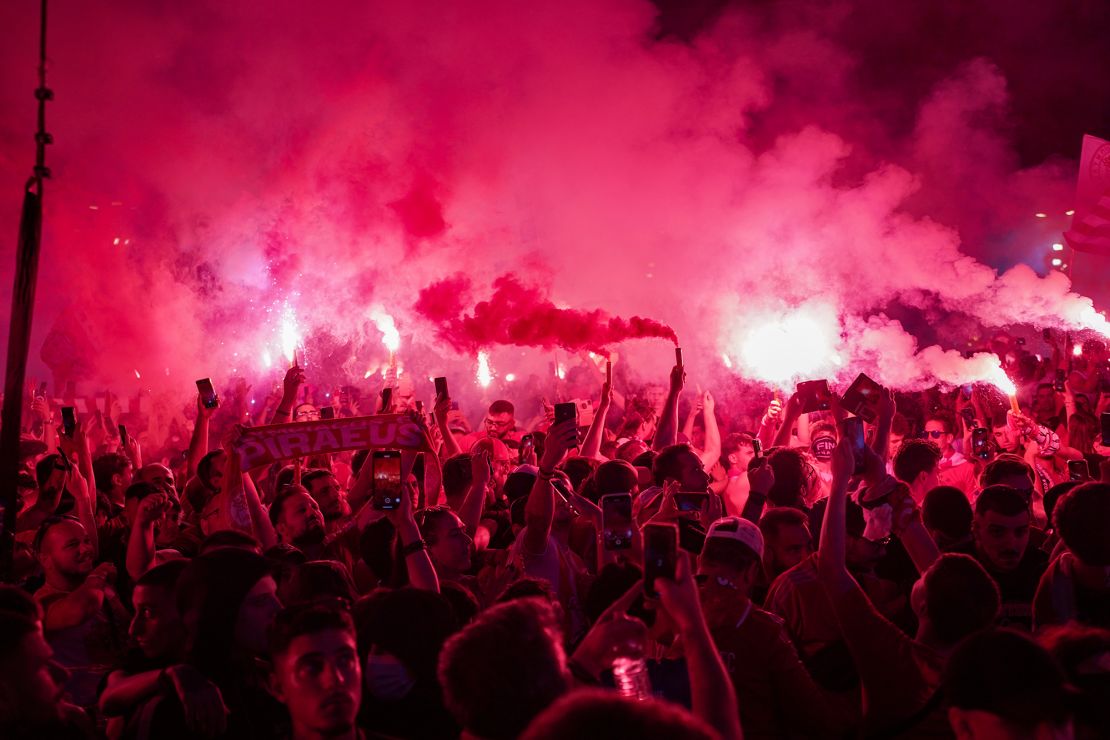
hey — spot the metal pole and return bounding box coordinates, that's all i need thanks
[1,0,51,580]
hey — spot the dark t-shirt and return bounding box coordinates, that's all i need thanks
[701,586,846,738]
[956,543,1047,631]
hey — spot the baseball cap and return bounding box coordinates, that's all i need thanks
[706,516,764,559]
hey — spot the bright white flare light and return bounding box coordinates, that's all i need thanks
[732,306,841,388]
[477,351,493,388]
[721,353,733,369]
[370,309,401,353]
[1074,305,1110,339]
[1073,344,1083,357]
[280,304,300,364]
[505,373,517,382]
[981,363,1017,396]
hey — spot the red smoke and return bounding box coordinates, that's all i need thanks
[416,274,677,354]
[0,0,1107,400]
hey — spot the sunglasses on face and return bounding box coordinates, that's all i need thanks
[924,430,946,439]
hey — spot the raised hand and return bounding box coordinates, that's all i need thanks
[747,457,774,493]
[540,419,579,470]
[669,364,686,394]
[137,492,173,528]
[655,551,703,633]
[702,391,715,414]
[282,365,306,400]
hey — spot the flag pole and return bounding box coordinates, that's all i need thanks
[1,0,52,580]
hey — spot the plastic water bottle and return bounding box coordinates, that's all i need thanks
[612,656,652,701]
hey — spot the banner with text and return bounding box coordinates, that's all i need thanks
[234,413,436,474]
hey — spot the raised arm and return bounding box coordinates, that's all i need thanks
[126,492,172,580]
[870,387,896,460]
[242,470,278,549]
[657,551,744,740]
[755,397,782,450]
[434,392,463,459]
[580,380,613,461]
[772,393,803,449]
[653,364,684,451]
[817,437,855,593]
[697,391,721,469]
[523,420,577,555]
[391,477,439,593]
[187,394,216,480]
[269,365,306,425]
[458,452,490,537]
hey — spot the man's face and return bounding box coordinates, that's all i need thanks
[973,509,1030,573]
[924,421,953,454]
[992,426,1019,452]
[730,442,756,473]
[203,450,227,493]
[235,576,282,656]
[0,628,68,727]
[279,491,326,547]
[40,520,94,581]
[295,404,321,422]
[484,412,514,439]
[766,524,812,574]
[428,512,472,574]
[675,449,711,492]
[272,629,360,738]
[889,432,905,453]
[139,464,174,492]
[114,463,135,493]
[643,385,667,413]
[307,474,349,522]
[130,584,185,660]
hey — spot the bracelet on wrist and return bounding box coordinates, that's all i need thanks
[401,539,428,557]
[538,467,556,479]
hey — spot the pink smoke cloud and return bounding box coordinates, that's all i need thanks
[0,0,1105,405]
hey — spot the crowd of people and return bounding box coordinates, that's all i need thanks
[2,328,1110,739]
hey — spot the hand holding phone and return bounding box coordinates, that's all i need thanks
[673,491,709,515]
[554,402,578,427]
[1068,459,1090,482]
[61,407,77,438]
[371,450,403,510]
[841,373,882,422]
[196,378,219,410]
[838,417,867,475]
[643,523,678,598]
[601,493,633,550]
[796,380,832,413]
[972,427,991,460]
[434,377,449,402]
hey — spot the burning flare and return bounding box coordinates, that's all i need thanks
[728,304,842,389]
[476,351,493,388]
[280,304,301,365]
[370,309,401,353]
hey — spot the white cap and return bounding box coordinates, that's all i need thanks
[706,516,764,559]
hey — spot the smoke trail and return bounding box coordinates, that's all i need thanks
[415,273,677,355]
